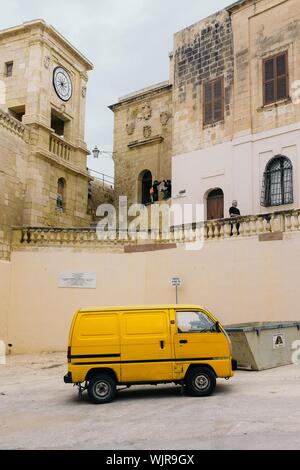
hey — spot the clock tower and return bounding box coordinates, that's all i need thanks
[0,19,93,228]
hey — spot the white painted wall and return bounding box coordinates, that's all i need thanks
[0,260,11,347]
[172,123,300,222]
[4,231,300,353]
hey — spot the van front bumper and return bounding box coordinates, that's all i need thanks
[64,372,73,384]
[232,359,238,371]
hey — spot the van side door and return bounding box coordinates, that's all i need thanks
[120,309,173,382]
[174,310,230,361]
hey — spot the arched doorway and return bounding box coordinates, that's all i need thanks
[207,188,224,220]
[139,170,152,205]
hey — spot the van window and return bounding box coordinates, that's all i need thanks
[176,311,215,333]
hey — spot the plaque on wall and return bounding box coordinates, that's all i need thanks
[58,272,97,289]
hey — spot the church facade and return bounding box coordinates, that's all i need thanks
[111,0,300,222]
[0,20,93,259]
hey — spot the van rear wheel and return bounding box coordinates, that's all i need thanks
[185,367,216,397]
[87,374,117,404]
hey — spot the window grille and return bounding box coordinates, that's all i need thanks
[261,156,293,207]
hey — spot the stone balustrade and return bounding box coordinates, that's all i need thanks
[0,109,26,139]
[11,209,300,250]
[49,134,72,161]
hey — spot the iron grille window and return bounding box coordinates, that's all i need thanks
[203,77,224,125]
[263,52,288,105]
[261,156,293,207]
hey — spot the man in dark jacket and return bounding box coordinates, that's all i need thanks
[152,180,161,202]
[229,200,240,236]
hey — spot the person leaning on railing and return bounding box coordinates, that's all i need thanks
[229,200,240,236]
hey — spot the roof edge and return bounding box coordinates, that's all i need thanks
[0,19,93,70]
[109,81,172,110]
[226,0,254,13]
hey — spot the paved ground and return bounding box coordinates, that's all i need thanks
[0,352,300,450]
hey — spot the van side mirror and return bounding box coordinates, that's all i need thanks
[215,321,221,333]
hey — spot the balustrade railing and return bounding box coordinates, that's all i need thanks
[49,134,72,161]
[12,209,300,248]
[0,109,26,139]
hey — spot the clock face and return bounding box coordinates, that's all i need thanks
[53,66,73,102]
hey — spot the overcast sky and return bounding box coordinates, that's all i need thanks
[0,0,231,177]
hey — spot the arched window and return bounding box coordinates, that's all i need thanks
[207,188,224,220]
[56,177,66,211]
[139,170,152,205]
[261,156,293,207]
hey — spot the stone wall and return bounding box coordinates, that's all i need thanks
[4,226,300,352]
[172,9,234,156]
[88,179,114,219]
[231,0,300,135]
[110,83,173,207]
[0,111,28,260]
[0,20,98,259]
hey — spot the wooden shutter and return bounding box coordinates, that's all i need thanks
[204,81,213,125]
[213,78,224,122]
[276,53,288,100]
[204,77,224,125]
[263,52,288,105]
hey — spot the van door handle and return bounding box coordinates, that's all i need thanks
[160,341,165,349]
[180,340,188,344]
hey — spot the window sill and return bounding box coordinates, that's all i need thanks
[203,120,225,130]
[257,97,292,112]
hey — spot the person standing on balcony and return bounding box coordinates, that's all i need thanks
[152,180,161,203]
[229,200,240,236]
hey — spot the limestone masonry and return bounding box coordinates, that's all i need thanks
[0,20,94,260]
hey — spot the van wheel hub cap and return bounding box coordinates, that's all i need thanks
[194,374,209,390]
[95,381,110,397]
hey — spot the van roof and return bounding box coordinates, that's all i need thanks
[78,305,207,313]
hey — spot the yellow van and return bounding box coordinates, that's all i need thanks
[64,305,237,404]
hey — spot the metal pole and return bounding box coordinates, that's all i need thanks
[176,286,178,305]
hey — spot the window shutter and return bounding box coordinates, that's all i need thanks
[276,53,287,100]
[204,78,223,125]
[263,52,288,105]
[264,58,275,104]
[204,82,213,125]
[213,79,223,122]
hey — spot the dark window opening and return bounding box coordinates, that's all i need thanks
[56,177,66,212]
[5,61,13,77]
[140,170,152,205]
[263,52,289,106]
[204,77,224,126]
[8,105,25,122]
[261,156,293,207]
[51,114,65,137]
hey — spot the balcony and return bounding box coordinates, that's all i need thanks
[11,209,300,250]
[49,134,72,162]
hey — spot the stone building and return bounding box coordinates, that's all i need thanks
[0,20,93,259]
[111,0,300,222]
[109,82,173,208]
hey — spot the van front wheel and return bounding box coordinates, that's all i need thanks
[185,367,216,397]
[87,374,117,404]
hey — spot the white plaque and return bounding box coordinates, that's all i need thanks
[59,272,96,289]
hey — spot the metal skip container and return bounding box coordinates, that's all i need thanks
[225,322,300,371]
